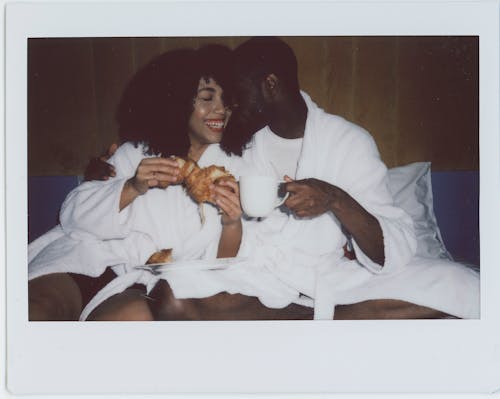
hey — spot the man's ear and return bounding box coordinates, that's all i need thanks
[262,73,279,99]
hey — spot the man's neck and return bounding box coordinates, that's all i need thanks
[268,91,307,139]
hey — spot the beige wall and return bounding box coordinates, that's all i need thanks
[28,36,478,175]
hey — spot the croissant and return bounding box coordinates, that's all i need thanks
[173,157,235,204]
[146,248,173,264]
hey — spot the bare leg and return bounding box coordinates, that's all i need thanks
[147,281,452,320]
[29,273,83,321]
[334,299,454,319]
[148,280,313,320]
[87,288,154,321]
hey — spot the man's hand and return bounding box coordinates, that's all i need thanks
[285,176,385,266]
[83,143,118,181]
[283,176,343,218]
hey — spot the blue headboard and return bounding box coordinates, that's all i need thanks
[431,171,479,265]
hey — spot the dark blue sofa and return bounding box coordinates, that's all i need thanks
[28,171,480,266]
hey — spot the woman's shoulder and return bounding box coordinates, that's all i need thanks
[115,141,147,156]
[110,141,149,162]
[108,142,150,176]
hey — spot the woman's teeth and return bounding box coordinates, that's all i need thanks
[206,120,224,129]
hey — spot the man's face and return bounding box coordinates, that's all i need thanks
[232,75,269,133]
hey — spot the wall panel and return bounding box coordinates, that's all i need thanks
[28,36,479,175]
[397,36,478,170]
[92,38,135,154]
[28,38,99,175]
[352,37,399,166]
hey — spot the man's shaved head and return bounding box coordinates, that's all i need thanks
[233,36,300,91]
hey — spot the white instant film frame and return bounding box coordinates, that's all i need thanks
[3,0,500,396]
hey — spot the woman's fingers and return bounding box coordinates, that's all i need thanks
[216,195,239,214]
[135,157,181,190]
[213,184,240,209]
[217,197,242,222]
[141,157,180,169]
[216,178,239,193]
[139,158,179,176]
[140,158,180,176]
[212,182,242,221]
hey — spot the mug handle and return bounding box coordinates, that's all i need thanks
[275,180,290,208]
[275,191,290,208]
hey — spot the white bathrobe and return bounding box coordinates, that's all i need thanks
[234,92,479,319]
[28,142,249,316]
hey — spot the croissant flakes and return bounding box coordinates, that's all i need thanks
[146,248,173,265]
[172,157,235,204]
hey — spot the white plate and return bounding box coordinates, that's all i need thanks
[133,256,248,274]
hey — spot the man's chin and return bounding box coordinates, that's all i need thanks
[239,113,268,132]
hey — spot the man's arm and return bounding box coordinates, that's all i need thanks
[83,143,117,181]
[284,176,385,266]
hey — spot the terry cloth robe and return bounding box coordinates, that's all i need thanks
[29,141,305,320]
[28,142,243,314]
[237,91,479,319]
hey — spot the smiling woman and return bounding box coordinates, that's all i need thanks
[188,77,232,161]
[27,44,248,321]
[115,45,237,159]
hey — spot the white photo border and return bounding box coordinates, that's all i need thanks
[4,0,500,395]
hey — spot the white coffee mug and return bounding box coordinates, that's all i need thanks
[239,175,290,218]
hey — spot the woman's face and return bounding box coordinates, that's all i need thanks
[188,77,231,150]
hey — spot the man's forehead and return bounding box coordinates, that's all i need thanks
[236,75,259,91]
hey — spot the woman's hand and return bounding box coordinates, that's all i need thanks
[214,179,243,258]
[120,157,180,211]
[211,179,242,226]
[129,157,181,195]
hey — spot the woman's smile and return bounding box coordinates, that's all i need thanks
[188,77,231,151]
[205,118,226,133]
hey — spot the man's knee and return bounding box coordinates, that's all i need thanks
[334,299,452,319]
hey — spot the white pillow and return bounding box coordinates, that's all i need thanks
[387,162,453,260]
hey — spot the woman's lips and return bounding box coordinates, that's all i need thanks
[205,119,225,133]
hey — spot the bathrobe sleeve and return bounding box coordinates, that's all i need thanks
[331,127,417,274]
[59,142,145,240]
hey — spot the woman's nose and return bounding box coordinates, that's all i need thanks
[213,98,226,114]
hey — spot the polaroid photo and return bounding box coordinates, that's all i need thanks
[3,0,500,396]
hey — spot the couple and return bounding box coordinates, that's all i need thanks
[29,37,479,321]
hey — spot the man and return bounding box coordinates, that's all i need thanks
[213,37,421,319]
